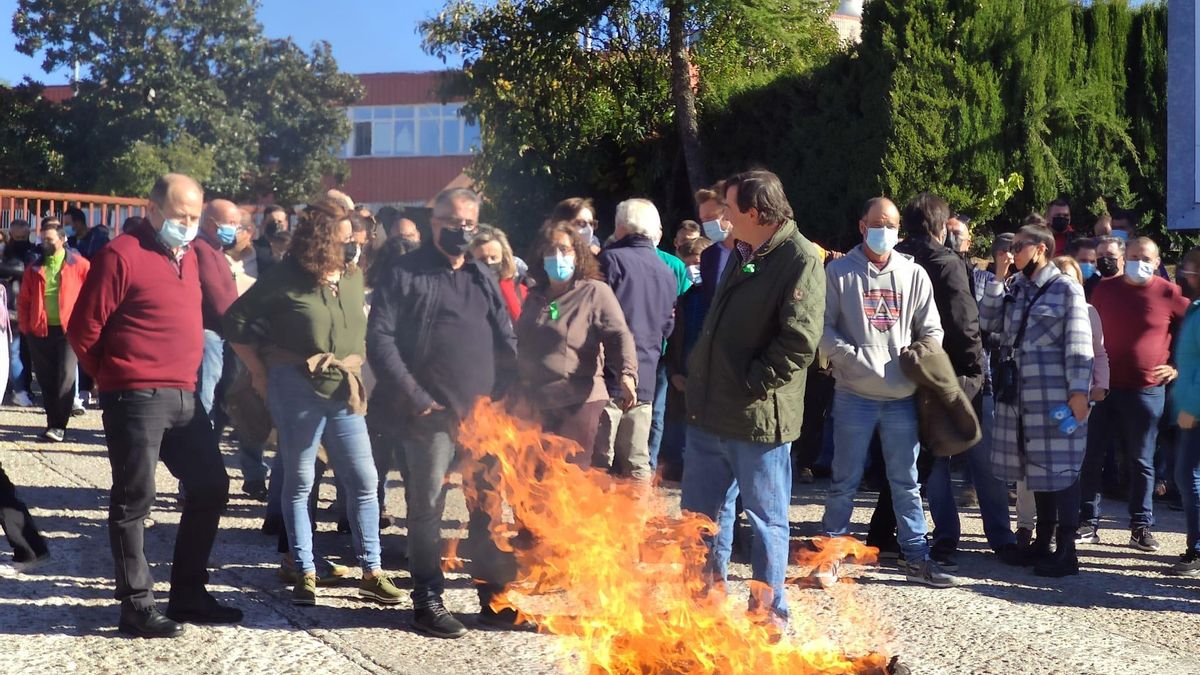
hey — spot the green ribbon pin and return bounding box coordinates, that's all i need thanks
[742,263,756,274]
[548,301,560,321]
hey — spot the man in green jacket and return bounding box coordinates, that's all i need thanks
[681,169,825,627]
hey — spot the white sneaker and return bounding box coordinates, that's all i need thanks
[72,399,85,417]
[43,428,65,442]
[12,391,34,407]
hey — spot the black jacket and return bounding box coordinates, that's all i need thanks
[0,241,36,322]
[366,244,517,419]
[895,236,984,397]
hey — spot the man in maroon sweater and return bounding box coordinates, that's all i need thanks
[1079,237,1188,552]
[194,199,239,423]
[67,174,238,638]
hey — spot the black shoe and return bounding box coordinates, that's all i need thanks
[1015,527,1033,549]
[1169,550,1200,577]
[242,479,268,502]
[261,514,283,536]
[930,550,958,573]
[1130,527,1161,552]
[1018,538,1053,566]
[411,603,468,639]
[866,538,900,561]
[337,518,351,535]
[166,590,243,624]
[118,606,186,638]
[478,604,536,631]
[379,514,394,530]
[996,543,1024,567]
[1034,548,1079,577]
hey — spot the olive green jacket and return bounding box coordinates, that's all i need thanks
[684,220,825,444]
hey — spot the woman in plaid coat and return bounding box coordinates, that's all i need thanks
[979,223,1093,577]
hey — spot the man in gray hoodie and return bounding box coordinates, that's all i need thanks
[816,197,959,588]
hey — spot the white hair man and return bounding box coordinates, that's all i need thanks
[593,198,677,481]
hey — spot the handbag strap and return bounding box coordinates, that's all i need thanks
[1012,277,1060,350]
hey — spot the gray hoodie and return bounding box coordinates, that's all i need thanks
[821,244,943,400]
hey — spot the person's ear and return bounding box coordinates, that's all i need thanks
[858,220,867,238]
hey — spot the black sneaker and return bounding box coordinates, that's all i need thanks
[166,590,243,624]
[411,603,468,639]
[996,543,1024,567]
[1169,550,1200,577]
[1033,549,1079,577]
[1016,527,1033,549]
[242,479,268,502]
[1130,527,1161,552]
[477,605,536,631]
[930,551,959,573]
[118,606,185,638]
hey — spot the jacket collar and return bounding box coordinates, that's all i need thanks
[605,234,656,252]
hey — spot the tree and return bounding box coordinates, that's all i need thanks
[421,0,838,245]
[12,0,362,203]
[0,79,67,189]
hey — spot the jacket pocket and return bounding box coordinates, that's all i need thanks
[1026,305,1063,348]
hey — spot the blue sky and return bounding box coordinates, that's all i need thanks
[0,0,460,85]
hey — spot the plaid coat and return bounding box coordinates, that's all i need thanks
[979,264,1094,491]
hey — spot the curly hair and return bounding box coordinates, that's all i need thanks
[290,198,351,282]
[526,221,602,287]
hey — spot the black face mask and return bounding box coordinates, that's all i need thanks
[437,227,471,257]
[343,241,359,265]
[1097,256,1120,278]
[41,243,59,257]
[486,261,503,277]
[1051,215,1071,233]
[1021,254,1041,279]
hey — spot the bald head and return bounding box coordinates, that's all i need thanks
[393,217,420,243]
[148,173,204,234]
[861,198,900,227]
[201,199,241,241]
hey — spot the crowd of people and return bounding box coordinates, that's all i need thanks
[0,168,1197,647]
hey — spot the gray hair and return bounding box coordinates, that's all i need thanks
[1095,235,1126,255]
[433,188,481,214]
[615,198,662,242]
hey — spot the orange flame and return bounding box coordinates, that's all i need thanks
[456,400,891,674]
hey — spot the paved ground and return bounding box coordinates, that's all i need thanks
[1,403,1198,674]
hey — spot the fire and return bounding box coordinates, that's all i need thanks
[456,400,892,674]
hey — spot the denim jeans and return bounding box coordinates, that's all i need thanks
[197,329,224,423]
[1176,428,1200,553]
[925,393,1015,552]
[267,365,380,575]
[680,425,791,619]
[647,360,668,470]
[400,409,516,609]
[1080,386,1165,530]
[8,330,31,394]
[822,390,929,563]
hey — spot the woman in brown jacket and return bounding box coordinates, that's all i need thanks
[515,221,637,466]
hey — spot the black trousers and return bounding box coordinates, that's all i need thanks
[99,388,230,610]
[0,465,49,562]
[27,327,77,429]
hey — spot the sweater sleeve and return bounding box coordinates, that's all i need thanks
[16,266,34,334]
[66,246,128,378]
[820,265,870,378]
[1088,304,1109,391]
[594,283,638,383]
[747,249,825,399]
[199,246,238,334]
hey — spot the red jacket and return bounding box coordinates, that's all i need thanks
[17,250,91,337]
[66,222,203,393]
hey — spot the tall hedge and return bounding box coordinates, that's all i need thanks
[703,0,1170,253]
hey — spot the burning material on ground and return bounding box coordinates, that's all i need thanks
[455,400,892,674]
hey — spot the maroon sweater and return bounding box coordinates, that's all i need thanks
[67,221,203,393]
[194,230,238,334]
[1092,275,1189,389]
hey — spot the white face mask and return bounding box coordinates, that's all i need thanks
[1126,260,1155,285]
[686,264,702,285]
[702,219,728,243]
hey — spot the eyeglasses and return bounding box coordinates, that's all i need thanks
[1010,240,1037,252]
[432,215,478,233]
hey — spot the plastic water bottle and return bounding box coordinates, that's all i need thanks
[1050,404,1078,435]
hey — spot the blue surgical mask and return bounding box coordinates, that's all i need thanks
[865,226,898,256]
[216,224,238,247]
[578,225,594,245]
[543,254,575,283]
[702,219,728,243]
[1111,229,1130,242]
[1126,259,1155,285]
[64,225,76,238]
[686,264,702,285]
[1078,262,1097,280]
[158,218,199,249]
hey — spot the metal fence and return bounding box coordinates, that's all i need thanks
[0,189,148,231]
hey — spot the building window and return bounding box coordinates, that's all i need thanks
[341,103,480,158]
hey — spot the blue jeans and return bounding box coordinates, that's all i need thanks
[823,391,929,563]
[197,329,224,423]
[647,360,668,470]
[926,394,1014,552]
[1080,386,1165,530]
[681,425,791,619]
[267,365,380,575]
[400,409,516,608]
[8,331,30,394]
[1176,428,1200,553]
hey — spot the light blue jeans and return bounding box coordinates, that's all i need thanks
[681,425,792,619]
[822,390,930,563]
[267,365,380,575]
[197,329,224,423]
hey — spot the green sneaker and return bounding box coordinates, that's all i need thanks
[359,573,403,605]
[292,573,317,606]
